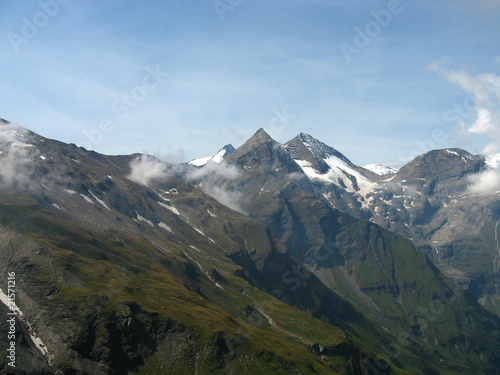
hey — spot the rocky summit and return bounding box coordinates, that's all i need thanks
[1,122,500,374]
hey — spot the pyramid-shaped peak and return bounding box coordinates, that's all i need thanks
[252,127,273,142]
[287,132,337,157]
[298,132,315,140]
[284,132,361,174]
[226,128,283,166]
[238,128,277,149]
[296,132,324,145]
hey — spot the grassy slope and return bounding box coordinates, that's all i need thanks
[0,191,407,375]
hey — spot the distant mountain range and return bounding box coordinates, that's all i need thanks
[1,120,499,374]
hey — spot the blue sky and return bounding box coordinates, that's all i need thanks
[1,0,499,166]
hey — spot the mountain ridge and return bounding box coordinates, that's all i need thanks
[2,120,500,374]
[181,127,500,373]
[0,122,409,374]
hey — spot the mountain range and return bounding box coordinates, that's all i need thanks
[189,129,500,318]
[1,120,499,374]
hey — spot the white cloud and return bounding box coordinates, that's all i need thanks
[468,168,500,195]
[432,66,500,155]
[186,160,240,181]
[184,161,246,214]
[469,107,494,135]
[127,154,168,186]
[0,123,36,188]
[198,184,246,214]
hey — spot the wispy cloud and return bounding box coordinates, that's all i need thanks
[0,123,37,189]
[467,168,500,195]
[184,162,246,214]
[431,63,500,194]
[127,154,168,186]
[429,63,500,155]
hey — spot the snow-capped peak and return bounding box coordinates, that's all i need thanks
[293,133,357,168]
[188,144,235,167]
[363,164,398,176]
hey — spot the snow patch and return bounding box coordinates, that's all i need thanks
[295,156,379,209]
[363,164,398,176]
[295,159,313,168]
[80,194,94,204]
[135,212,154,227]
[157,190,171,201]
[212,148,228,163]
[158,222,173,233]
[188,146,232,166]
[10,140,35,149]
[194,228,205,236]
[193,227,216,244]
[89,190,111,211]
[157,201,180,215]
[188,156,212,167]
